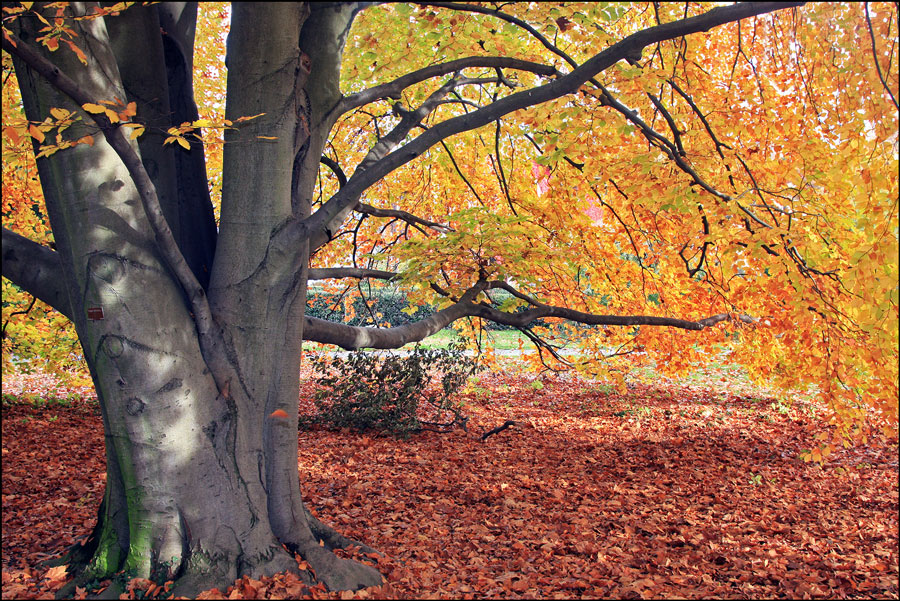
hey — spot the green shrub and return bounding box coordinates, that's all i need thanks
[301,345,474,437]
[306,289,435,327]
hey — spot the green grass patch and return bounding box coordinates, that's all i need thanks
[302,329,534,352]
[406,329,531,351]
[1,392,80,408]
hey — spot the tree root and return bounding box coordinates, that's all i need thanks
[302,504,381,556]
[298,543,382,591]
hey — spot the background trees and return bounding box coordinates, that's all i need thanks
[1,1,897,595]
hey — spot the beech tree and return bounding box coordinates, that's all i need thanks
[2,1,897,595]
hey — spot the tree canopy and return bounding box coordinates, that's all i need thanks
[5,1,896,445]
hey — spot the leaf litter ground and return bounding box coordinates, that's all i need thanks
[2,362,897,599]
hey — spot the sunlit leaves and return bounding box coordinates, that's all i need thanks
[1,2,897,444]
[163,113,264,149]
[330,1,898,442]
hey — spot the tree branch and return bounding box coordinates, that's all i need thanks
[416,2,580,68]
[1,228,75,321]
[356,202,453,232]
[1,31,217,341]
[302,2,801,241]
[304,275,742,350]
[314,155,450,252]
[864,2,899,110]
[337,56,558,114]
[308,267,398,281]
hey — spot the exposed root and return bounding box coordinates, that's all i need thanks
[302,504,381,556]
[299,543,382,591]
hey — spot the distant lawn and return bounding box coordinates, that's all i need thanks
[406,329,530,351]
[301,328,533,352]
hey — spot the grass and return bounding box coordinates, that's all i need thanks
[405,329,530,351]
[301,328,532,353]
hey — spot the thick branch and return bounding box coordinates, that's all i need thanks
[302,2,800,240]
[304,285,485,349]
[1,228,75,321]
[357,75,459,171]
[1,31,217,340]
[338,56,558,113]
[304,278,737,350]
[308,267,398,281]
[356,203,452,232]
[470,301,731,331]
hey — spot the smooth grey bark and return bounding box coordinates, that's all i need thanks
[5,2,376,596]
[207,4,381,588]
[105,2,218,288]
[9,2,286,594]
[1,229,74,320]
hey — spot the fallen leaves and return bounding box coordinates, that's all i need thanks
[2,364,898,599]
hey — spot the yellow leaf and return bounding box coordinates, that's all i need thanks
[191,119,213,128]
[49,107,69,120]
[82,103,106,114]
[176,137,190,150]
[35,145,59,159]
[235,112,265,122]
[104,109,120,124]
[128,126,145,140]
[78,135,94,146]
[257,135,278,140]
[28,124,45,143]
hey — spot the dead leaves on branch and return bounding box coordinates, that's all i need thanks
[2,366,898,599]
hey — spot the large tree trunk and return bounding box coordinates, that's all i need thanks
[10,3,379,597]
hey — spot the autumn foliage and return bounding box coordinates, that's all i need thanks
[3,2,898,452]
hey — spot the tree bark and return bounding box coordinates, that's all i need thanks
[8,4,379,596]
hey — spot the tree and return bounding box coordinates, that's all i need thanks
[2,1,897,595]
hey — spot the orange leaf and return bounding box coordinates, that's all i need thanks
[270,409,289,419]
[63,39,87,64]
[45,565,67,579]
[4,126,21,144]
[28,124,45,143]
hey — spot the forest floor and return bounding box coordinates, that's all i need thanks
[2,361,898,599]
